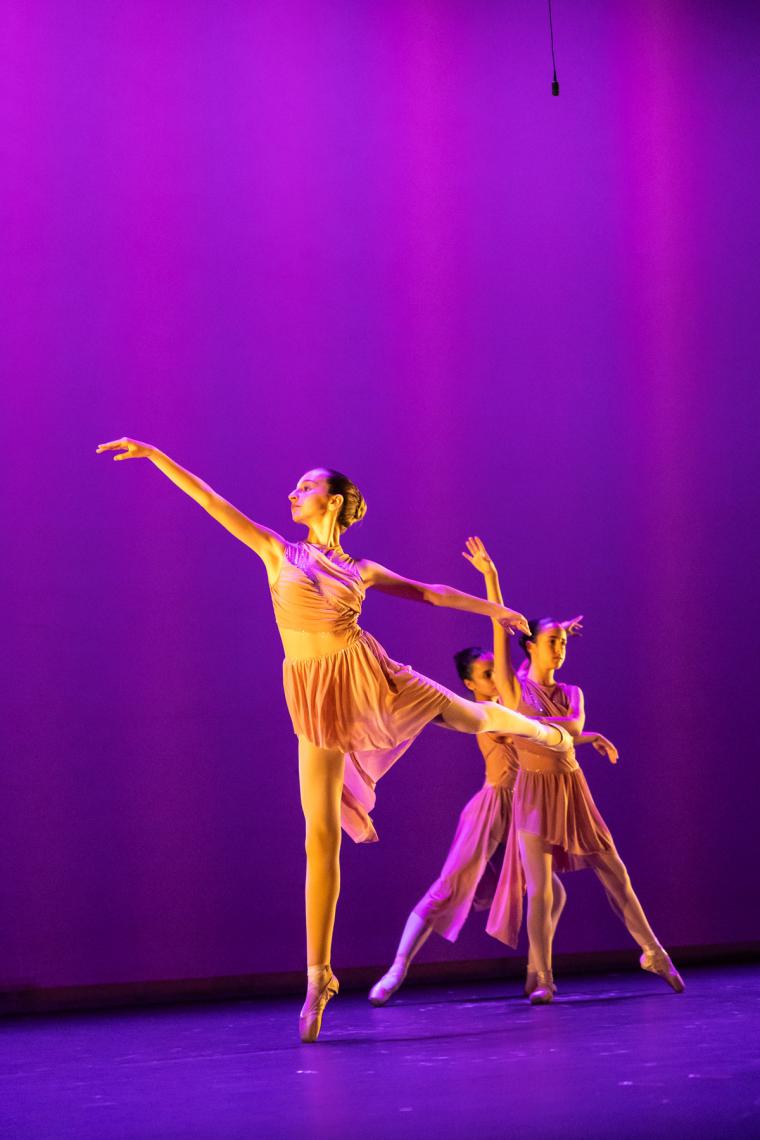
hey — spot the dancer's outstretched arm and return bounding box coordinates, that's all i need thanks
[461,536,521,709]
[96,437,286,580]
[358,559,530,635]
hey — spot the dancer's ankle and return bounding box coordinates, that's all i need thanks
[307,963,331,984]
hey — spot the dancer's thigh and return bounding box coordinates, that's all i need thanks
[518,830,554,891]
[297,738,345,833]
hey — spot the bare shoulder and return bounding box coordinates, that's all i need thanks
[353,557,385,586]
[562,682,585,710]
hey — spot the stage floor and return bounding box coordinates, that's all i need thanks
[3,964,759,1139]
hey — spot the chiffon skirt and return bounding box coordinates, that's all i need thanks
[486,764,615,947]
[282,629,456,844]
[414,780,514,941]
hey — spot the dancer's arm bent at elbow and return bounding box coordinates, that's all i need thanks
[96,437,286,580]
[357,559,530,636]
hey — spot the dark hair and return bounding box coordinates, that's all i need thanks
[323,469,367,532]
[453,646,488,683]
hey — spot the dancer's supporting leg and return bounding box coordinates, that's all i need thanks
[586,850,684,992]
[369,911,433,1005]
[298,739,344,1042]
[526,872,566,994]
[518,831,556,1004]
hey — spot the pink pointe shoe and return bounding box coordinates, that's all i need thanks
[368,959,409,1006]
[528,970,555,1005]
[525,967,558,997]
[639,946,685,993]
[299,968,340,1043]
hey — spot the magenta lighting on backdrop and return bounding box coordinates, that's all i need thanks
[2,0,758,992]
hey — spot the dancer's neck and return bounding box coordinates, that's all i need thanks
[527,665,556,687]
[305,523,343,551]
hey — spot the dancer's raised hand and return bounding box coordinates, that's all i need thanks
[462,535,496,576]
[561,615,584,637]
[590,733,619,765]
[96,437,154,460]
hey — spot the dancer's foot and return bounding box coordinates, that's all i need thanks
[299,967,340,1043]
[525,966,558,996]
[639,946,684,993]
[528,970,555,1005]
[368,957,408,1006]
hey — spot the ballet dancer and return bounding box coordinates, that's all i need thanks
[463,544,686,1003]
[95,442,574,1040]
[368,538,603,1005]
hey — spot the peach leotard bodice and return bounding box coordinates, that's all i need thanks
[512,677,580,773]
[270,541,366,660]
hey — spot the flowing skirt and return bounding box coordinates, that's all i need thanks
[414,780,514,941]
[282,629,456,843]
[486,765,615,947]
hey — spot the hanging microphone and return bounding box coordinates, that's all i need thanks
[548,0,560,95]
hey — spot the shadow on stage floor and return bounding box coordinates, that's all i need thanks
[2,964,759,1139]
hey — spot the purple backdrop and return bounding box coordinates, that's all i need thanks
[2,1,759,989]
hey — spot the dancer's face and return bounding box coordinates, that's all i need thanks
[529,626,568,672]
[288,469,341,527]
[465,653,498,701]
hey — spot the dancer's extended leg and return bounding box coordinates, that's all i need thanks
[438,693,570,749]
[368,910,433,1005]
[586,850,657,950]
[298,739,345,1041]
[518,830,556,1004]
[587,849,684,992]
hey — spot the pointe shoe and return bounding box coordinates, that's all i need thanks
[368,959,409,1006]
[528,970,555,1004]
[525,967,558,996]
[299,969,340,1043]
[639,946,685,993]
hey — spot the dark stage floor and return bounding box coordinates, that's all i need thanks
[3,964,759,1139]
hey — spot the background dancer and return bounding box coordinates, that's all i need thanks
[369,538,598,1005]
[96,441,574,1040]
[467,541,685,1003]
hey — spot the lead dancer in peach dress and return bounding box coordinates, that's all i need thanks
[96,442,574,1041]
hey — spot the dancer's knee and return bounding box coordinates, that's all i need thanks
[304,817,341,862]
[551,874,567,915]
[439,695,487,734]
[532,881,554,908]
[597,850,631,891]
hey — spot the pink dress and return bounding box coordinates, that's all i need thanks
[486,678,615,947]
[413,732,519,942]
[270,541,456,844]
